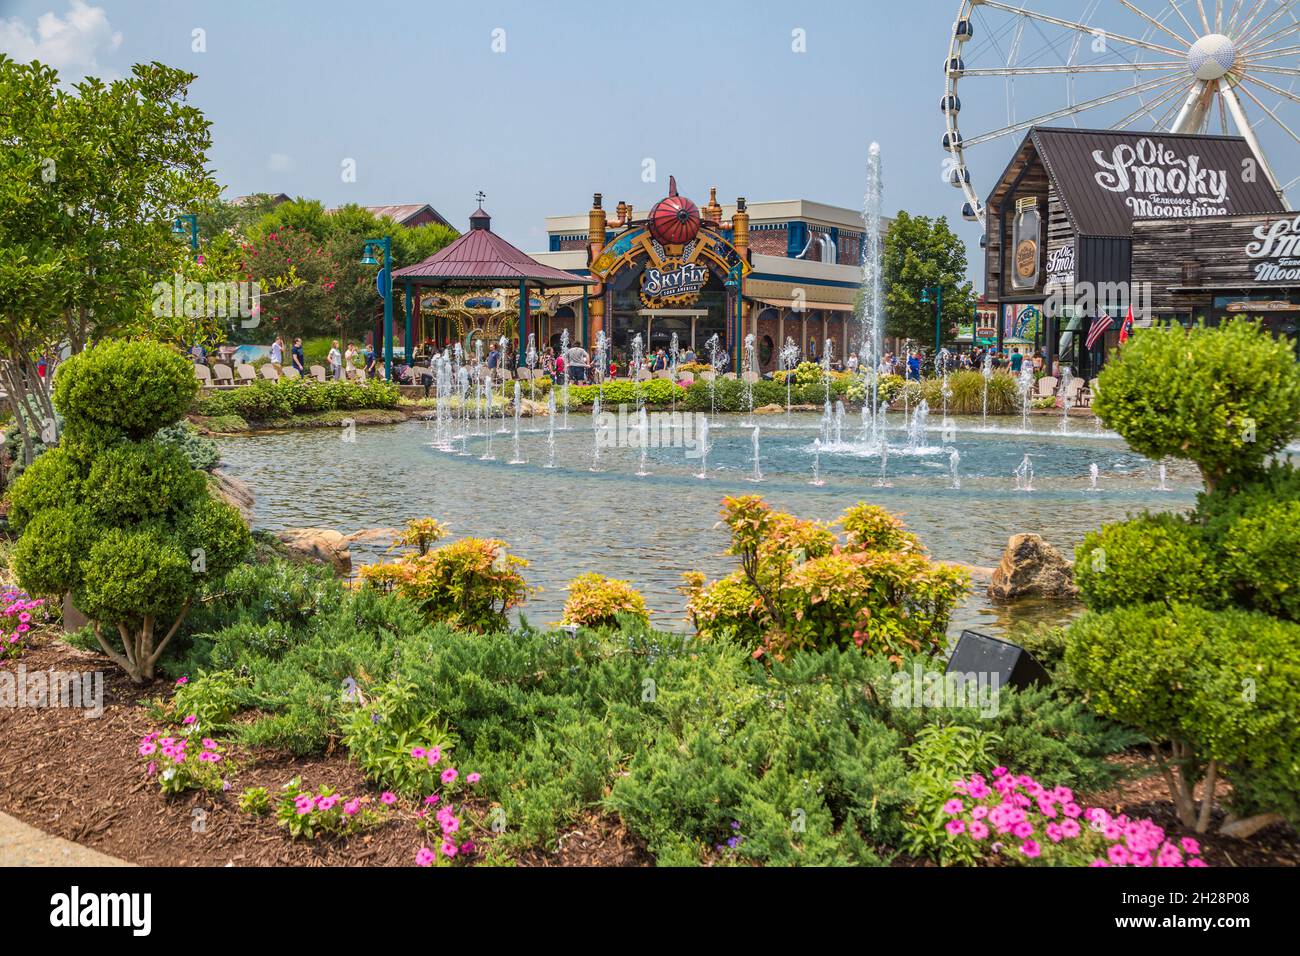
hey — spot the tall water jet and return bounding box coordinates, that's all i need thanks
[545,388,557,468]
[669,331,680,416]
[821,338,833,409]
[809,437,824,486]
[1017,359,1035,433]
[1058,366,1073,435]
[525,334,538,429]
[781,338,799,425]
[749,425,762,482]
[1014,454,1035,491]
[1089,462,1099,490]
[559,328,571,431]
[860,142,885,453]
[875,432,891,487]
[497,336,510,433]
[509,380,525,464]
[1156,462,1170,491]
[906,399,930,453]
[589,389,603,472]
[706,333,722,418]
[834,399,845,447]
[980,350,993,428]
[949,448,961,490]
[630,332,644,413]
[742,333,757,424]
[938,347,953,434]
[636,406,650,477]
[695,417,711,479]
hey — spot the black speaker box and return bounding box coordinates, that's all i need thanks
[944,630,1049,690]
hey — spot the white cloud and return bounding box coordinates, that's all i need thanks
[0,1,123,78]
[267,153,294,173]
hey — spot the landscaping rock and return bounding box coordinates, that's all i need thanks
[987,533,1078,603]
[210,468,254,524]
[754,403,786,414]
[344,527,402,547]
[276,527,352,575]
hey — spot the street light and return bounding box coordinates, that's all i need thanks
[173,214,199,260]
[725,262,744,373]
[920,284,943,364]
[361,237,393,381]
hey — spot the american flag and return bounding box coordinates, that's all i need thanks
[1086,313,1113,350]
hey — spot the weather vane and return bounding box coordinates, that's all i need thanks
[475,190,486,206]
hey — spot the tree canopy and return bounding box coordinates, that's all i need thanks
[881,211,975,348]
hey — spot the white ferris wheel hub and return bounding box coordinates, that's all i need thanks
[1187,33,1238,81]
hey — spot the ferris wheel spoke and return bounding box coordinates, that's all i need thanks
[1196,0,1214,33]
[1239,71,1300,107]
[1226,0,1249,35]
[1236,1,1298,50]
[961,72,1191,147]
[1235,0,1275,37]
[1113,75,1200,128]
[1241,62,1300,76]
[959,61,1186,75]
[1119,0,1197,45]
[1234,79,1300,148]
[1245,42,1300,60]
[1168,0,1205,37]
[1242,22,1300,55]
[976,1,1185,57]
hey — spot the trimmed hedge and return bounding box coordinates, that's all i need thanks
[193,378,400,422]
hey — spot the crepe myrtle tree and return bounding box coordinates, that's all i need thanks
[1092,318,1300,493]
[9,339,250,683]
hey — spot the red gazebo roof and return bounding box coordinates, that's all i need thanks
[392,206,591,288]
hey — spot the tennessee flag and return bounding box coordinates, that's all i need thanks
[1117,305,1135,345]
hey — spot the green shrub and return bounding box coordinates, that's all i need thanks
[11,340,251,683]
[1074,512,1222,611]
[1092,319,1300,491]
[341,680,454,797]
[155,421,219,470]
[561,572,649,628]
[1219,499,1300,620]
[1065,602,1300,831]
[194,378,400,422]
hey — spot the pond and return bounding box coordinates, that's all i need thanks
[214,409,1203,637]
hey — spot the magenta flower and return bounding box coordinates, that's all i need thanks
[176,677,189,685]
[440,768,458,785]
[467,772,480,784]
[1020,840,1041,858]
[944,819,965,835]
[441,841,458,858]
[138,741,156,756]
[183,714,197,725]
[415,847,436,867]
[344,799,361,816]
[942,798,964,815]
[411,747,427,759]
[424,794,440,805]
[968,821,989,840]
[380,791,397,805]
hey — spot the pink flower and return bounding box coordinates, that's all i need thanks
[1060,818,1081,839]
[183,714,197,725]
[467,772,480,784]
[424,794,440,805]
[176,677,189,685]
[944,819,965,835]
[1089,859,1109,867]
[1180,837,1200,855]
[198,751,220,763]
[1020,839,1041,858]
[441,768,458,785]
[202,739,217,750]
[942,799,964,815]
[1012,821,1034,839]
[992,767,1008,778]
[968,821,989,840]
[1108,844,1130,866]
[411,747,427,759]
[415,847,436,867]
[1045,823,1063,843]
[380,791,397,805]
[440,841,458,858]
[344,799,361,816]
[138,742,156,756]
[441,816,460,835]
[427,746,442,764]
[971,805,989,820]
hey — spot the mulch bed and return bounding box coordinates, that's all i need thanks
[1,635,1293,867]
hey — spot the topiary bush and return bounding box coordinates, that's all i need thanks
[10,340,252,683]
[1091,319,1300,491]
[1073,512,1223,611]
[1065,602,1300,835]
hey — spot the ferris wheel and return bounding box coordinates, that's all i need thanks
[942,0,1300,229]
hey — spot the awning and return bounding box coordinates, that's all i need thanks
[749,297,856,312]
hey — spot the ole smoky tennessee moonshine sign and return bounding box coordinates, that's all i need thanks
[1091,136,1232,219]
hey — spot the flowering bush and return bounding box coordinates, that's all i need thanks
[139,719,228,795]
[275,777,387,839]
[683,497,968,662]
[410,745,483,866]
[938,767,1207,867]
[561,572,649,629]
[389,517,450,557]
[0,587,45,663]
[342,680,455,797]
[362,536,529,633]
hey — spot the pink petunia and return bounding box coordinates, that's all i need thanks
[415,847,436,867]
[440,841,458,858]
[942,799,964,815]
[467,772,480,784]
[380,791,397,805]
[138,742,156,756]
[944,819,966,835]
[441,768,458,785]
[1020,840,1041,858]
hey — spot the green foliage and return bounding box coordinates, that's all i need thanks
[902,725,1001,866]
[238,786,271,815]
[11,339,251,683]
[881,210,976,346]
[561,572,649,628]
[1092,319,1300,490]
[1074,512,1222,611]
[170,670,248,732]
[155,421,219,471]
[1066,603,1300,827]
[193,378,399,422]
[341,681,454,797]
[685,497,969,663]
[53,340,198,441]
[1219,499,1300,621]
[5,446,82,532]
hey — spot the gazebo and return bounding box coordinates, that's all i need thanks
[389,201,593,366]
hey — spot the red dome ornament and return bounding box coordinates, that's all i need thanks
[647,176,701,246]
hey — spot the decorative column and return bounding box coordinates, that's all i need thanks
[730,197,750,372]
[404,283,414,363]
[587,193,607,347]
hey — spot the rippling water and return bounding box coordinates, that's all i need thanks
[215,410,1202,637]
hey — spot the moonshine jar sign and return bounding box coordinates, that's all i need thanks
[1011,196,1041,290]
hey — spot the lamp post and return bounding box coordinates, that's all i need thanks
[173,214,199,260]
[725,262,744,373]
[920,284,943,364]
[361,237,393,381]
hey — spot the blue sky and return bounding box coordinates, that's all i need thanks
[4,0,1298,273]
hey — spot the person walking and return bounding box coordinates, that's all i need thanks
[269,336,284,370]
[291,338,306,377]
[343,343,358,379]
[364,343,376,377]
[1009,348,1024,373]
[328,340,343,381]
